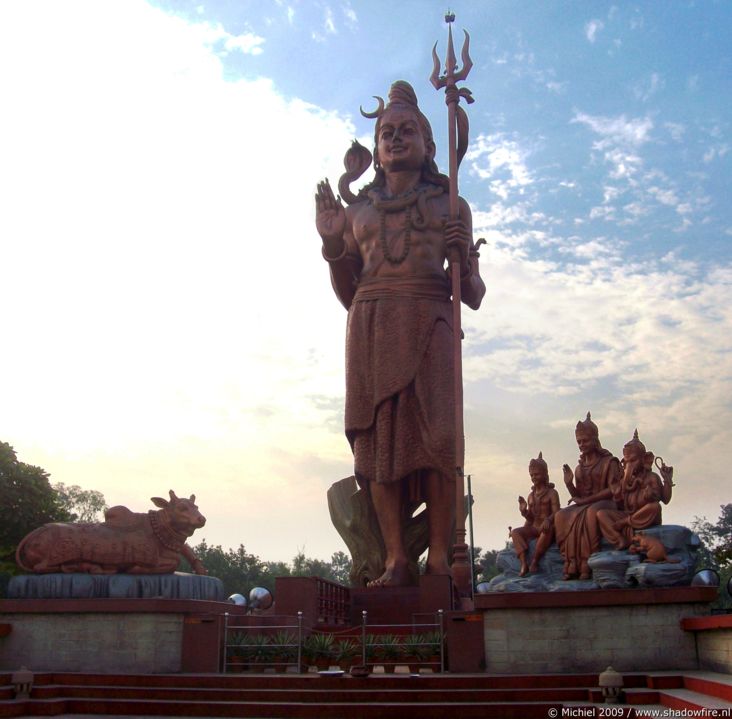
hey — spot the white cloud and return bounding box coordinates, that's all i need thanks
[665,122,685,142]
[342,2,358,28]
[324,6,337,34]
[703,144,730,163]
[585,19,604,43]
[632,72,664,102]
[572,112,653,148]
[467,133,533,200]
[0,0,356,561]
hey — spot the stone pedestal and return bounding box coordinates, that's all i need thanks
[0,598,246,673]
[475,586,716,674]
[8,572,224,601]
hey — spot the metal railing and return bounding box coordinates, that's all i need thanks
[220,609,445,673]
[222,611,303,673]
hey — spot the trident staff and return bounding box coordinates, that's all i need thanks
[430,12,476,599]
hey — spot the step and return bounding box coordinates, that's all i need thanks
[1,697,565,719]
[659,688,732,713]
[30,683,594,702]
[4,671,606,690]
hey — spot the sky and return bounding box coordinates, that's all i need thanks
[1,1,731,568]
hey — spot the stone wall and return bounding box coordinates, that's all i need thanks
[681,616,732,675]
[0,612,183,673]
[481,595,712,674]
[696,629,732,673]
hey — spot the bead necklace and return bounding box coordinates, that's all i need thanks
[379,204,412,265]
[369,186,422,266]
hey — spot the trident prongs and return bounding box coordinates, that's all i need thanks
[430,19,473,90]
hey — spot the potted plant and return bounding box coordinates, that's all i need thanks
[402,633,430,674]
[304,632,335,671]
[376,634,402,673]
[422,631,443,672]
[226,631,248,673]
[270,631,298,673]
[334,638,360,671]
[363,633,379,673]
[248,632,273,671]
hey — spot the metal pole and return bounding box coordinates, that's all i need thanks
[467,473,476,601]
[222,612,229,673]
[438,609,445,673]
[361,610,367,666]
[297,611,303,673]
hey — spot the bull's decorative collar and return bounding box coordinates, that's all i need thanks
[148,510,187,552]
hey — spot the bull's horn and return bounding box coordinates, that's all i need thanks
[169,489,179,500]
[190,494,196,502]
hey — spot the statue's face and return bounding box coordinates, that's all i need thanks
[376,107,430,173]
[575,430,597,454]
[529,468,547,487]
[622,445,643,468]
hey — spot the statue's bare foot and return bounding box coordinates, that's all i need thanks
[367,562,410,588]
[425,557,452,577]
[519,561,529,577]
[528,562,539,574]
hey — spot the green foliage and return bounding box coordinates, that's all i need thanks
[0,442,71,576]
[182,543,353,597]
[303,632,334,664]
[333,638,359,665]
[692,504,732,569]
[291,550,352,583]
[403,633,430,661]
[476,544,508,584]
[52,482,107,523]
[375,633,402,660]
[691,505,732,611]
[185,541,275,594]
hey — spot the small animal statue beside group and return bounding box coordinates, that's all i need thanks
[16,490,208,575]
[511,413,675,581]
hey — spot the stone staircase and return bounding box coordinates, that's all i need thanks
[1,670,731,717]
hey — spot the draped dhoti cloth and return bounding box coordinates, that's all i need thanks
[344,274,455,497]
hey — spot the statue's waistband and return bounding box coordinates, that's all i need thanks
[353,274,450,302]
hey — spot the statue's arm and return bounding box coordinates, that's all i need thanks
[457,198,486,311]
[541,489,561,532]
[642,473,664,504]
[562,464,578,498]
[316,179,362,310]
[324,214,362,310]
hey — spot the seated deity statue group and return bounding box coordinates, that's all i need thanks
[511,413,675,583]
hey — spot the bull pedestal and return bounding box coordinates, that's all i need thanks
[7,571,224,601]
[0,597,244,673]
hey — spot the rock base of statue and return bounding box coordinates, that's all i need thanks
[8,571,224,601]
[327,475,471,588]
[482,525,698,593]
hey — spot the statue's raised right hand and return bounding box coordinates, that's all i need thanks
[315,179,346,255]
[562,464,573,486]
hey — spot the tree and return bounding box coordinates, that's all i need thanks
[691,505,732,610]
[692,504,732,568]
[0,442,71,573]
[52,482,107,522]
[291,551,334,580]
[475,544,510,584]
[329,551,352,584]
